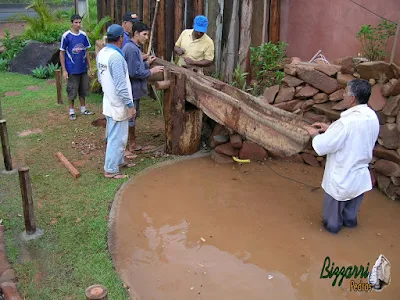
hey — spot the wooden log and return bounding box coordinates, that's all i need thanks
[193,0,203,16]
[0,119,12,171]
[131,0,137,12]
[156,0,165,58]
[269,0,280,43]
[147,0,160,55]
[174,0,183,43]
[155,80,170,90]
[55,152,81,178]
[165,0,174,61]
[18,167,36,235]
[86,284,108,300]
[137,0,143,19]
[238,0,253,80]
[121,0,126,21]
[163,71,202,155]
[0,98,3,119]
[143,0,149,24]
[110,0,115,22]
[55,69,63,104]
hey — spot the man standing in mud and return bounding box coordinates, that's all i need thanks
[305,79,379,234]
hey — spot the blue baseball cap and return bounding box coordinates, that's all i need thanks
[107,24,124,39]
[193,15,208,33]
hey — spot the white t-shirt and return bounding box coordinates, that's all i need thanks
[312,104,379,201]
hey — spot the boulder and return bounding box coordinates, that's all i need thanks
[279,154,304,164]
[390,79,400,96]
[230,134,243,148]
[373,159,400,177]
[215,142,239,157]
[314,64,341,76]
[391,176,400,186]
[397,113,400,132]
[381,82,394,97]
[263,85,280,104]
[239,141,268,161]
[333,56,355,74]
[210,124,229,148]
[284,64,297,76]
[356,61,395,82]
[295,85,319,99]
[375,111,386,125]
[0,281,22,300]
[282,75,303,87]
[301,153,320,167]
[274,100,302,112]
[297,68,339,94]
[290,57,302,65]
[211,150,234,164]
[379,123,400,149]
[376,173,391,191]
[312,103,341,121]
[313,93,329,104]
[304,111,330,124]
[337,72,355,87]
[301,99,315,111]
[373,145,400,164]
[368,84,387,111]
[382,95,400,116]
[332,98,352,111]
[329,89,344,101]
[275,87,295,103]
[387,117,396,123]
[8,41,60,75]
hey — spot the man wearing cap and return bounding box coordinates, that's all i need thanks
[96,24,136,179]
[122,12,138,48]
[174,15,214,69]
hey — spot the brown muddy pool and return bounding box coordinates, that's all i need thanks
[110,156,400,300]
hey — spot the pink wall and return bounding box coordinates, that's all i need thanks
[280,0,400,65]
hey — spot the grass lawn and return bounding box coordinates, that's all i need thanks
[0,71,168,299]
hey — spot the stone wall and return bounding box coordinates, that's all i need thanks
[207,57,400,201]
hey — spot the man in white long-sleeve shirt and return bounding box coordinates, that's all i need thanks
[305,79,379,234]
[96,24,136,179]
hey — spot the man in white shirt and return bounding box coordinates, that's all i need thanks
[305,79,379,234]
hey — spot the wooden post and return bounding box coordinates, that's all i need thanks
[165,0,174,61]
[110,0,115,21]
[86,284,108,300]
[147,0,160,55]
[18,167,36,235]
[131,0,137,12]
[390,14,400,64]
[193,0,203,16]
[55,70,63,104]
[174,0,183,43]
[0,98,2,119]
[0,119,12,171]
[157,0,165,58]
[239,0,253,79]
[121,0,127,20]
[163,72,202,155]
[143,0,149,24]
[269,0,280,43]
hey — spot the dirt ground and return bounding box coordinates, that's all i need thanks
[111,156,400,300]
[0,22,26,38]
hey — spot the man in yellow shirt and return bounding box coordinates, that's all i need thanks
[174,15,214,70]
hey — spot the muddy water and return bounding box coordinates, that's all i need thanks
[112,156,400,300]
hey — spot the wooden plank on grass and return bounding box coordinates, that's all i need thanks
[56,152,81,178]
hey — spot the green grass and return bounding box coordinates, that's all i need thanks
[0,71,167,299]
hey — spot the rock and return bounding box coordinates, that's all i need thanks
[375,111,386,125]
[397,113,400,132]
[370,168,376,187]
[230,134,243,148]
[357,61,395,82]
[295,85,319,99]
[329,89,345,101]
[379,123,400,149]
[381,82,394,97]
[282,75,303,87]
[293,101,304,112]
[390,78,397,85]
[376,173,391,191]
[334,56,355,74]
[304,111,330,124]
[374,145,400,164]
[373,159,400,177]
[0,269,16,284]
[274,100,302,112]
[239,141,268,161]
[211,150,234,164]
[275,87,295,103]
[317,156,324,162]
[314,64,341,76]
[391,63,400,79]
[290,57,302,65]
[284,64,297,76]
[369,78,376,86]
[387,117,396,123]
[0,281,22,300]
[313,93,329,104]
[279,154,304,163]
[312,103,341,121]
[297,68,339,94]
[390,79,400,96]
[8,41,60,75]
[263,85,280,104]
[301,153,320,167]
[215,142,239,157]
[302,99,315,111]
[332,98,352,111]
[210,124,229,148]
[382,95,400,116]
[353,72,361,78]
[391,176,400,186]
[385,183,400,200]
[368,84,387,111]
[337,72,355,87]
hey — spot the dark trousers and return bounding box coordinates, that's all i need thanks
[322,192,364,234]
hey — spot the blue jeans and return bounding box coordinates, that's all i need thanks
[104,116,128,174]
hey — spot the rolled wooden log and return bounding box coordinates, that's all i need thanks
[155,80,171,90]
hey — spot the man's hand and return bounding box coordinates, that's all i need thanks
[88,68,93,77]
[62,70,68,82]
[311,122,330,133]
[147,55,156,64]
[129,106,137,120]
[175,47,185,56]
[183,57,196,66]
[150,66,164,74]
[304,125,320,138]
[142,53,149,61]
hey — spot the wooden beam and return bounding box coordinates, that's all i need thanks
[55,152,81,178]
[157,0,165,58]
[18,167,36,235]
[121,0,126,20]
[239,0,253,78]
[0,119,12,171]
[174,0,183,43]
[165,0,174,61]
[269,0,280,43]
[193,0,203,16]
[143,0,149,24]
[131,0,137,12]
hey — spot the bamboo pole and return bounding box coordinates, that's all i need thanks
[18,167,36,235]
[0,119,12,171]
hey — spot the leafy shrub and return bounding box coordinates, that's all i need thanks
[0,58,9,71]
[46,63,60,78]
[32,65,49,78]
[231,63,248,91]
[0,30,26,61]
[357,19,396,61]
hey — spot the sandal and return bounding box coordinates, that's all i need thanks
[104,172,128,179]
[119,162,136,168]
